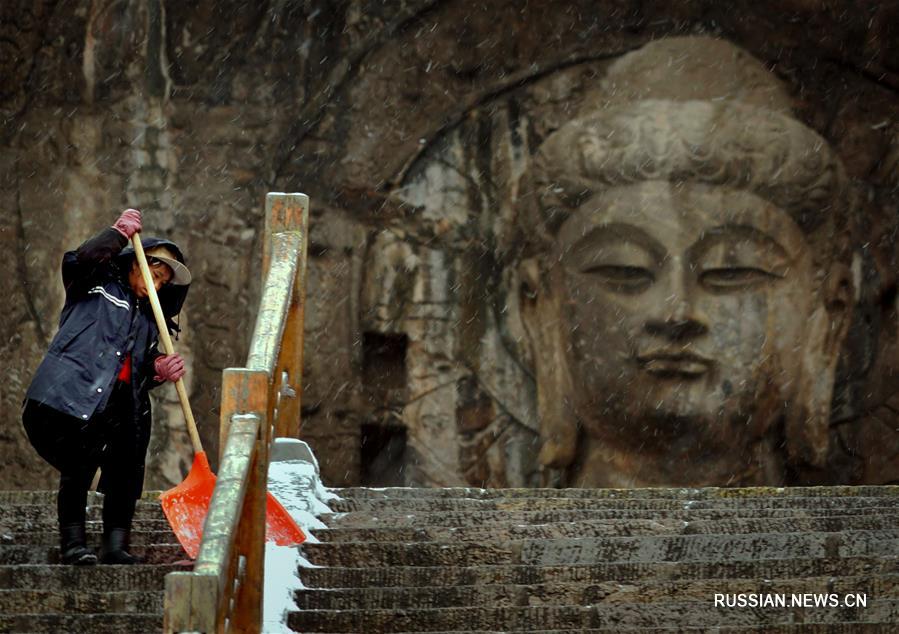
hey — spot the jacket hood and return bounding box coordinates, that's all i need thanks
[116,236,190,326]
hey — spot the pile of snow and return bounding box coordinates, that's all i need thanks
[263,439,339,633]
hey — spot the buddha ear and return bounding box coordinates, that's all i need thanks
[516,258,579,473]
[823,261,854,356]
[517,258,541,330]
[785,261,855,471]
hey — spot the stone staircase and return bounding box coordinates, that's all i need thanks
[290,486,899,633]
[0,490,190,633]
[0,486,896,632]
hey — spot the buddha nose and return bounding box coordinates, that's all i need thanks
[644,266,709,341]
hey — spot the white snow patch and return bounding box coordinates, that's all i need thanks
[262,544,303,633]
[262,440,337,632]
[268,460,332,535]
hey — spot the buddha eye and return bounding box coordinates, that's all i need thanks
[700,267,780,291]
[582,265,654,293]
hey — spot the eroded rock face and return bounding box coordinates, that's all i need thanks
[1,2,896,490]
[511,39,854,486]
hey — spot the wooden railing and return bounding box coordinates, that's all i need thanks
[163,193,310,633]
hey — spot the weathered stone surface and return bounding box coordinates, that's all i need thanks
[327,496,899,513]
[505,38,860,487]
[0,518,171,532]
[0,612,163,634]
[0,588,163,614]
[0,490,188,633]
[334,485,899,499]
[292,485,899,631]
[295,575,899,611]
[1,1,897,491]
[323,507,899,530]
[0,501,167,525]
[287,628,893,634]
[0,562,190,591]
[0,543,186,565]
[2,528,184,547]
[288,601,899,632]
[0,489,167,504]
[301,531,899,568]
[299,557,899,590]
[312,514,899,543]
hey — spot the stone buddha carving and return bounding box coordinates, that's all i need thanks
[513,38,854,487]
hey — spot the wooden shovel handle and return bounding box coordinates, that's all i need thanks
[132,234,203,455]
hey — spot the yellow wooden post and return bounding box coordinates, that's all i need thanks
[163,572,219,633]
[231,416,268,633]
[263,192,308,278]
[264,193,309,439]
[219,359,270,462]
[216,368,268,633]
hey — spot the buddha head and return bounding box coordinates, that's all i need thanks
[512,38,854,486]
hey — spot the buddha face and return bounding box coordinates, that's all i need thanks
[542,180,820,455]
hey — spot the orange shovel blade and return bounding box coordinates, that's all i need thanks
[160,451,216,560]
[265,490,306,547]
[161,451,306,559]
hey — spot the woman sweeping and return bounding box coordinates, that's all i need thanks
[22,209,191,565]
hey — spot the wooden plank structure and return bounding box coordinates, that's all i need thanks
[163,193,310,633]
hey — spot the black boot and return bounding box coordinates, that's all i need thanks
[100,528,137,565]
[59,523,97,566]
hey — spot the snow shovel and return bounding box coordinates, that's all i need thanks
[132,234,305,559]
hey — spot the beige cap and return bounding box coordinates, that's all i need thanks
[145,245,191,285]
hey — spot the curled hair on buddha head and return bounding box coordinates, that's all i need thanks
[509,36,854,273]
[513,98,852,279]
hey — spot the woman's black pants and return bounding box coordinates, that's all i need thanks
[22,382,144,531]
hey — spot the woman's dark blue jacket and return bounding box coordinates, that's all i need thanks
[25,227,189,430]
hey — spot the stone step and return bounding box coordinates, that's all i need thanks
[0,611,162,633]
[298,557,899,589]
[0,490,166,505]
[294,574,899,610]
[0,543,188,565]
[327,496,899,514]
[286,623,896,634]
[0,503,166,526]
[0,588,163,614]
[0,562,191,590]
[286,600,899,632]
[321,506,897,529]
[300,530,899,567]
[1,528,180,547]
[333,486,899,501]
[0,518,172,532]
[311,514,899,543]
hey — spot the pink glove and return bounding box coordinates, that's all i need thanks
[154,354,185,382]
[112,209,142,239]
